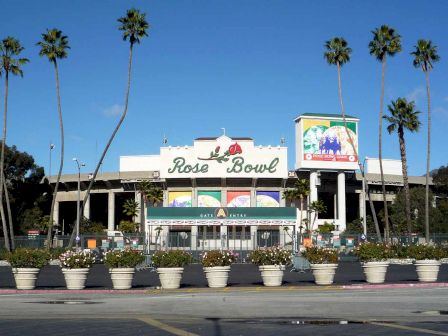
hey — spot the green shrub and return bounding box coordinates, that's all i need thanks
[406,244,445,260]
[248,246,292,266]
[201,250,237,267]
[59,250,95,269]
[118,220,137,233]
[49,247,67,260]
[302,246,338,264]
[103,249,145,268]
[388,244,409,259]
[151,250,192,268]
[353,242,388,262]
[6,248,51,268]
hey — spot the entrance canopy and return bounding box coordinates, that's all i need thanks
[147,207,296,226]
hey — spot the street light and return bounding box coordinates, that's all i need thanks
[49,143,55,178]
[360,157,368,236]
[73,158,85,250]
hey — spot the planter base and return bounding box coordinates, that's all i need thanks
[12,268,40,290]
[310,264,338,285]
[204,266,231,288]
[362,261,389,284]
[259,265,285,287]
[415,260,441,282]
[62,268,90,290]
[157,267,184,289]
[109,268,135,289]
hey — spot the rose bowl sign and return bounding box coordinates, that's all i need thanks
[160,136,288,178]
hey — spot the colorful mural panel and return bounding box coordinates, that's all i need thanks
[302,119,358,163]
[227,191,250,207]
[198,191,221,207]
[256,191,280,207]
[168,191,192,207]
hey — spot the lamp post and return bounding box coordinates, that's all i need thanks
[49,143,55,178]
[360,157,368,237]
[73,158,85,250]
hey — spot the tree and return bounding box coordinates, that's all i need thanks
[122,198,139,222]
[37,28,70,249]
[0,37,29,250]
[283,179,310,251]
[368,25,402,242]
[69,8,149,247]
[384,98,421,240]
[411,39,440,243]
[308,200,327,231]
[433,165,448,196]
[389,187,445,235]
[138,181,163,239]
[324,37,382,241]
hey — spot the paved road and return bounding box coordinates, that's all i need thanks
[1,262,448,288]
[1,287,448,335]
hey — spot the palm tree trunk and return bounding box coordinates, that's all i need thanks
[337,62,381,241]
[47,60,64,250]
[378,58,390,242]
[69,44,134,248]
[2,176,14,249]
[424,70,431,243]
[398,126,412,242]
[0,72,10,251]
[299,197,303,248]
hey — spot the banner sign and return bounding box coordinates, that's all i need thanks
[147,207,296,220]
[303,119,358,163]
[160,136,287,178]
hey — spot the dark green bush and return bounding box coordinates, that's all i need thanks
[151,250,192,268]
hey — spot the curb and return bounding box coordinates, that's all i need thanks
[0,282,447,295]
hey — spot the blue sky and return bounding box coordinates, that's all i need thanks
[1,0,447,176]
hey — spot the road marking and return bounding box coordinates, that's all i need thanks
[371,322,448,336]
[138,316,199,336]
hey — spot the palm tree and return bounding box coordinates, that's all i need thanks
[138,181,163,247]
[69,8,149,247]
[308,200,327,231]
[37,29,70,249]
[384,98,421,241]
[283,179,310,252]
[411,40,440,243]
[0,37,29,251]
[368,25,402,242]
[324,37,382,241]
[122,198,140,222]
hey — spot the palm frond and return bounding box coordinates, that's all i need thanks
[118,8,150,45]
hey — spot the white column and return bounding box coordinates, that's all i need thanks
[309,170,318,203]
[83,194,90,219]
[337,171,346,232]
[309,170,319,230]
[53,201,60,229]
[108,191,115,231]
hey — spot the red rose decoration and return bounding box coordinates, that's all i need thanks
[215,146,220,153]
[228,143,242,155]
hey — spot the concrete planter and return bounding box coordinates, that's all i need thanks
[204,266,231,288]
[62,268,90,290]
[157,267,184,289]
[310,264,338,285]
[361,261,389,284]
[259,265,286,287]
[109,268,135,290]
[12,268,40,290]
[415,260,441,282]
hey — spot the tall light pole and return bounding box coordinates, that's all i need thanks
[73,158,85,249]
[49,143,55,178]
[361,157,368,236]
